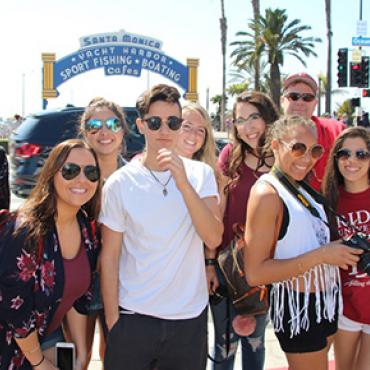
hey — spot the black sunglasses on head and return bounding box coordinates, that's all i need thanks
[285,92,316,102]
[335,148,370,161]
[60,162,100,182]
[143,116,183,131]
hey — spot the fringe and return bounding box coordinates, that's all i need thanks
[270,264,340,337]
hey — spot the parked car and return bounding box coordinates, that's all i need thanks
[9,106,145,198]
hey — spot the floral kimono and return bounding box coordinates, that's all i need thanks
[0,211,100,369]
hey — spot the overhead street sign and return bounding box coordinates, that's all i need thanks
[352,36,370,46]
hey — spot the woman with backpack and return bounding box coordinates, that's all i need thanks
[208,91,278,370]
[322,127,370,370]
[0,139,101,370]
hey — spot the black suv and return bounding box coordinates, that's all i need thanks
[9,106,145,198]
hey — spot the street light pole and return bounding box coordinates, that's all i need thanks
[220,0,227,132]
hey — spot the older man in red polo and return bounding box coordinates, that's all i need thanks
[281,72,345,190]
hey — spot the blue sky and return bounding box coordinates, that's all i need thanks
[1,0,369,118]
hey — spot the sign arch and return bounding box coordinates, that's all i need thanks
[42,30,199,107]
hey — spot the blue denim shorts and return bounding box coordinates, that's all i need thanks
[40,327,65,351]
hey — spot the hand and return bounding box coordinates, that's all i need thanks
[206,266,220,294]
[156,149,189,190]
[319,240,363,269]
[35,357,58,370]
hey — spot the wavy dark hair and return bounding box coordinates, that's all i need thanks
[227,91,279,186]
[15,139,102,255]
[323,126,370,211]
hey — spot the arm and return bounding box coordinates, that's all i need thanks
[63,307,88,370]
[15,332,57,370]
[204,247,219,293]
[100,225,123,331]
[157,149,223,249]
[244,181,363,286]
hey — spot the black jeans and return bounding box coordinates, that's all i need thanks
[104,308,208,370]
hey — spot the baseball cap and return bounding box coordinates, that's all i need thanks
[283,73,318,94]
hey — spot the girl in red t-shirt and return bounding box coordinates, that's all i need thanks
[323,126,370,370]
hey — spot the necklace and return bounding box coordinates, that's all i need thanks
[148,169,172,196]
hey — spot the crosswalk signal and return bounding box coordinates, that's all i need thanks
[361,56,369,88]
[337,48,348,87]
[350,62,362,87]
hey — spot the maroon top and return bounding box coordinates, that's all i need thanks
[336,186,370,324]
[218,143,264,250]
[47,246,91,334]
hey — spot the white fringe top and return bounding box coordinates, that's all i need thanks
[258,173,341,337]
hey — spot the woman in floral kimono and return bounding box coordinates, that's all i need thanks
[0,139,102,370]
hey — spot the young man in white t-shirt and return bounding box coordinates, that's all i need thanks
[100,84,223,370]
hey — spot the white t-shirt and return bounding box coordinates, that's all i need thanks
[99,157,219,319]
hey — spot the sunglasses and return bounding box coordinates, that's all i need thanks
[233,112,262,126]
[335,148,370,161]
[85,118,123,134]
[280,140,324,160]
[143,116,183,131]
[285,92,316,102]
[60,162,100,182]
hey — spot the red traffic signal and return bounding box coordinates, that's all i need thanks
[363,89,370,97]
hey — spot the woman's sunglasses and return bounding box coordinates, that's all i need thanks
[143,116,183,131]
[335,148,370,161]
[60,163,100,182]
[285,92,316,102]
[280,140,324,160]
[85,118,123,134]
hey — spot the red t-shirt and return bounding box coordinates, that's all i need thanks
[218,144,263,250]
[47,245,91,334]
[308,116,345,191]
[336,186,370,324]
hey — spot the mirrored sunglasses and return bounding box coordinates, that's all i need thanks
[60,162,100,182]
[280,140,324,160]
[335,148,370,161]
[85,118,123,134]
[285,92,316,102]
[143,116,183,131]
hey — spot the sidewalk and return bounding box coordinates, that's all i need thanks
[88,314,334,370]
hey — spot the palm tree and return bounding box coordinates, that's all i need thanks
[230,8,321,109]
[251,0,261,90]
[325,0,332,114]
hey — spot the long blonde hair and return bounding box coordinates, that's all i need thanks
[182,102,218,173]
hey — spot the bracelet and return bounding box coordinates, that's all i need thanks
[31,355,45,368]
[205,258,217,266]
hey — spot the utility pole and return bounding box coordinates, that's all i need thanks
[220,0,227,131]
[325,0,332,115]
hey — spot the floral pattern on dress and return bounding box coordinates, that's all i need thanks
[0,214,100,370]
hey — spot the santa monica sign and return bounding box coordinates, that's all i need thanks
[42,30,199,106]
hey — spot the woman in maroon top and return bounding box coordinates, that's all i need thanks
[209,91,278,370]
[0,139,101,370]
[323,127,370,370]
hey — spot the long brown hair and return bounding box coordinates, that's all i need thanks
[323,126,370,210]
[227,91,279,184]
[16,139,102,253]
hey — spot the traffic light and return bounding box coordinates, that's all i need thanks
[350,62,362,87]
[361,56,369,88]
[363,89,370,97]
[337,48,348,87]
